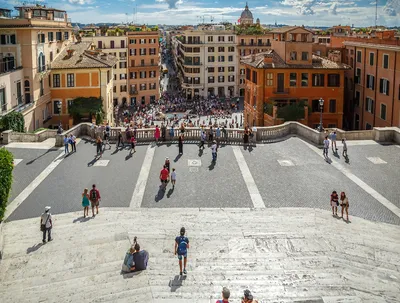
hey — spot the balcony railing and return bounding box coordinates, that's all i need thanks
[0,59,22,75]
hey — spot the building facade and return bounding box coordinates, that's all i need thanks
[242,26,350,129]
[174,27,238,99]
[344,41,400,129]
[82,35,128,106]
[0,5,73,131]
[127,31,160,105]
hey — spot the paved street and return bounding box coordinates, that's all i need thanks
[4,137,400,225]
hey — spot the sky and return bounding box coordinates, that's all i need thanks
[3,0,400,26]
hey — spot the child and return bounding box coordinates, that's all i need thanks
[171,168,176,188]
[165,157,170,172]
[130,136,136,153]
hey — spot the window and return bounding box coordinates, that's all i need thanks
[113,86,117,93]
[107,70,110,83]
[369,52,374,66]
[56,32,62,41]
[50,51,53,62]
[208,56,215,63]
[151,59,155,65]
[120,85,127,92]
[290,51,297,60]
[355,68,361,84]
[208,76,214,83]
[149,48,156,55]
[379,78,390,96]
[0,34,16,45]
[301,52,309,61]
[64,32,69,40]
[228,75,235,82]
[218,36,224,42]
[228,55,233,62]
[67,73,74,87]
[366,74,375,90]
[218,76,225,83]
[252,71,257,84]
[150,83,156,90]
[228,66,235,72]
[121,40,125,48]
[312,74,324,87]
[53,74,60,87]
[129,49,136,56]
[208,36,213,42]
[383,54,389,69]
[38,53,46,72]
[355,91,360,107]
[140,71,146,78]
[246,68,250,80]
[0,88,6,112]
[150,71,156,78]
[327,74,340,87]
[120,74,126,80]
[380,103,387,120]
[266,73,273,86]
[218,67,225,72]
[130,72,136,79]
[311,99,320,112]
[130,39,136,44]
[48,32,54,42]
[228,36,234,42]
[290,73,296,87]
[140,39,146,44]
[365,97,374,113]
[208,47,214,52]
[140,83,146,90]
[53,101,61,115]
[218,56,225,62]
[208,67,215,73]
[141,59,145,66]
[119,52,126,58]
[356,50,362,63]
[37,33,45,43]
[228,46,235,52]
[301,73,308,87]
[119,62,127,68]
[218,47,225,52]
[140,48,146,55]
[329,99,336,113]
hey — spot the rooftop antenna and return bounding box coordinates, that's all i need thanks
[375,0,378,28]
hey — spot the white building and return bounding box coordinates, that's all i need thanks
[173,26,238,100]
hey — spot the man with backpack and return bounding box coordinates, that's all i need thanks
[174,227,189,275]
[89,184,101,217]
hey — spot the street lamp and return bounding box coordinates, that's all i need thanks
[57,100,62,126]
[318,98,324,132]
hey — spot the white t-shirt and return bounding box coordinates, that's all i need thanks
[41,212,52,228]
[171,171,176,180]
[211,144,217,153]
[323,139,329,149]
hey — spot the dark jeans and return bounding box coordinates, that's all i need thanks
[179,142,183,154]
[96,143,102,154]
[199,140,205,149]
[43,227,52,241]
[71,142,76,152]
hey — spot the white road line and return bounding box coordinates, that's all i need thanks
[130,145,156,208]
[4,150,65,221]
[232,146,265,208]
[303,141,400,219]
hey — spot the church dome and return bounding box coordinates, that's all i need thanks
[240,3,253,20]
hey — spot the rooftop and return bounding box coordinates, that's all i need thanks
[50,42,118,69]
[270,26,313,34]
[241,50,351,70]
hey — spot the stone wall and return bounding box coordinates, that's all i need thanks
[1,129,57,144]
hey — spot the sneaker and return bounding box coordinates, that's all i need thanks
[183,269,187,274]
[180,272,183,276]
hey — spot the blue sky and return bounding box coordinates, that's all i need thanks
[4,0,400,26]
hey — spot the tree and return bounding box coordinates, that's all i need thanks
[0,148,14,221]
[0,111,25,132]
[68,97,104,124]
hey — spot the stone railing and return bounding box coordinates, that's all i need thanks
[1,129,57,144]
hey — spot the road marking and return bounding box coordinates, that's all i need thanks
[130,145,156,208]
[278,159,294,166]
[4,150,65,221]
[188,159,201,167]
[302,140,400,219]
[366,157,387,164]
[93,160,110,166]
[232,146,265,209]
[13,159,23,166]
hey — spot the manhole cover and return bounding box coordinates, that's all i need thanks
[188,159,201,167]
[189,167,199,172]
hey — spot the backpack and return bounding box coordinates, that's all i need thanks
[91,190,97,201]
[106,125,111,132]
[177,236,188,255]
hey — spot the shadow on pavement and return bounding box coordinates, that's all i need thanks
[155,187,166,202]
[167,187,174,198]
[87,157,98,167]
[73,216,94,223]
[198,148,203,157]
[208,160,216,170]
[26,149,59,165]
[26,243,44,254]
[169,275,186,292]
[173,154,182,162]
[121,271,143,279]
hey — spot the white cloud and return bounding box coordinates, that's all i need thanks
[281,0,318,15]
[383,0,400,16]
[329,2,338,15]
[68,0,93,4]
[155,0,183,9]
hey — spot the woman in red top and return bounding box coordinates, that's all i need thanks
[154,125,161,144]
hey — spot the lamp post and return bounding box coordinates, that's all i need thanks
[318,98,324,132]
[57,100,62,126]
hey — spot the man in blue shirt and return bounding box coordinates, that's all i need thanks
[330,131,338,152]
[127,243,149,272]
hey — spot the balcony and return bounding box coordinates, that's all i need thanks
[130,89,138,95]
[0,59,22,75]
[273,88,289,94]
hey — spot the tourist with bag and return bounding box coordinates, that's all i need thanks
[174,227,189,276]
[40,206,53,243]
[89,184,101,217]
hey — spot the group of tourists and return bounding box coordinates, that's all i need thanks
[323,131,348,159]
[330,191,350,221]
[159,157,177,191]
[63,134,77,154]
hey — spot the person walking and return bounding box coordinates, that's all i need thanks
[130,135,136,154]
[160,165,169,191]
[216,127,221,147]
[40,206,53,243]
[82,188,90,218]
[251,125,257,146]
[171,168,176,188]
[330,190,339,216]
[208,126,214,143]
[154,125,161,144]
[169,125,175,139]
[199,131,206,150]
[63,135,69,154]
[96,136,103,158]
[222,126,227,144]
[330,131,338,152]
[104,124,111,149]
[211,140,218,162]
[71,134,77,152]
[243,127,249,147]
[342,138,348,157]
[340,191,349,221]
[216,287,230,303]
[89,184,101,217]
[117,131,123,148]
[175,227,189,275]
[178,134,184,155]
[161,123,166,142]
[165,157,170,172]
[241,289,258,303]
[323,136,329,158]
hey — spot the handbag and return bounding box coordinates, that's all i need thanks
[40,214,50,232]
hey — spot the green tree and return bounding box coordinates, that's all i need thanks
[68,97,104,124]
[0,148,14,221]
[0,111,25,132]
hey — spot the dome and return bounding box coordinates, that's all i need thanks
[240,3,253,20]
